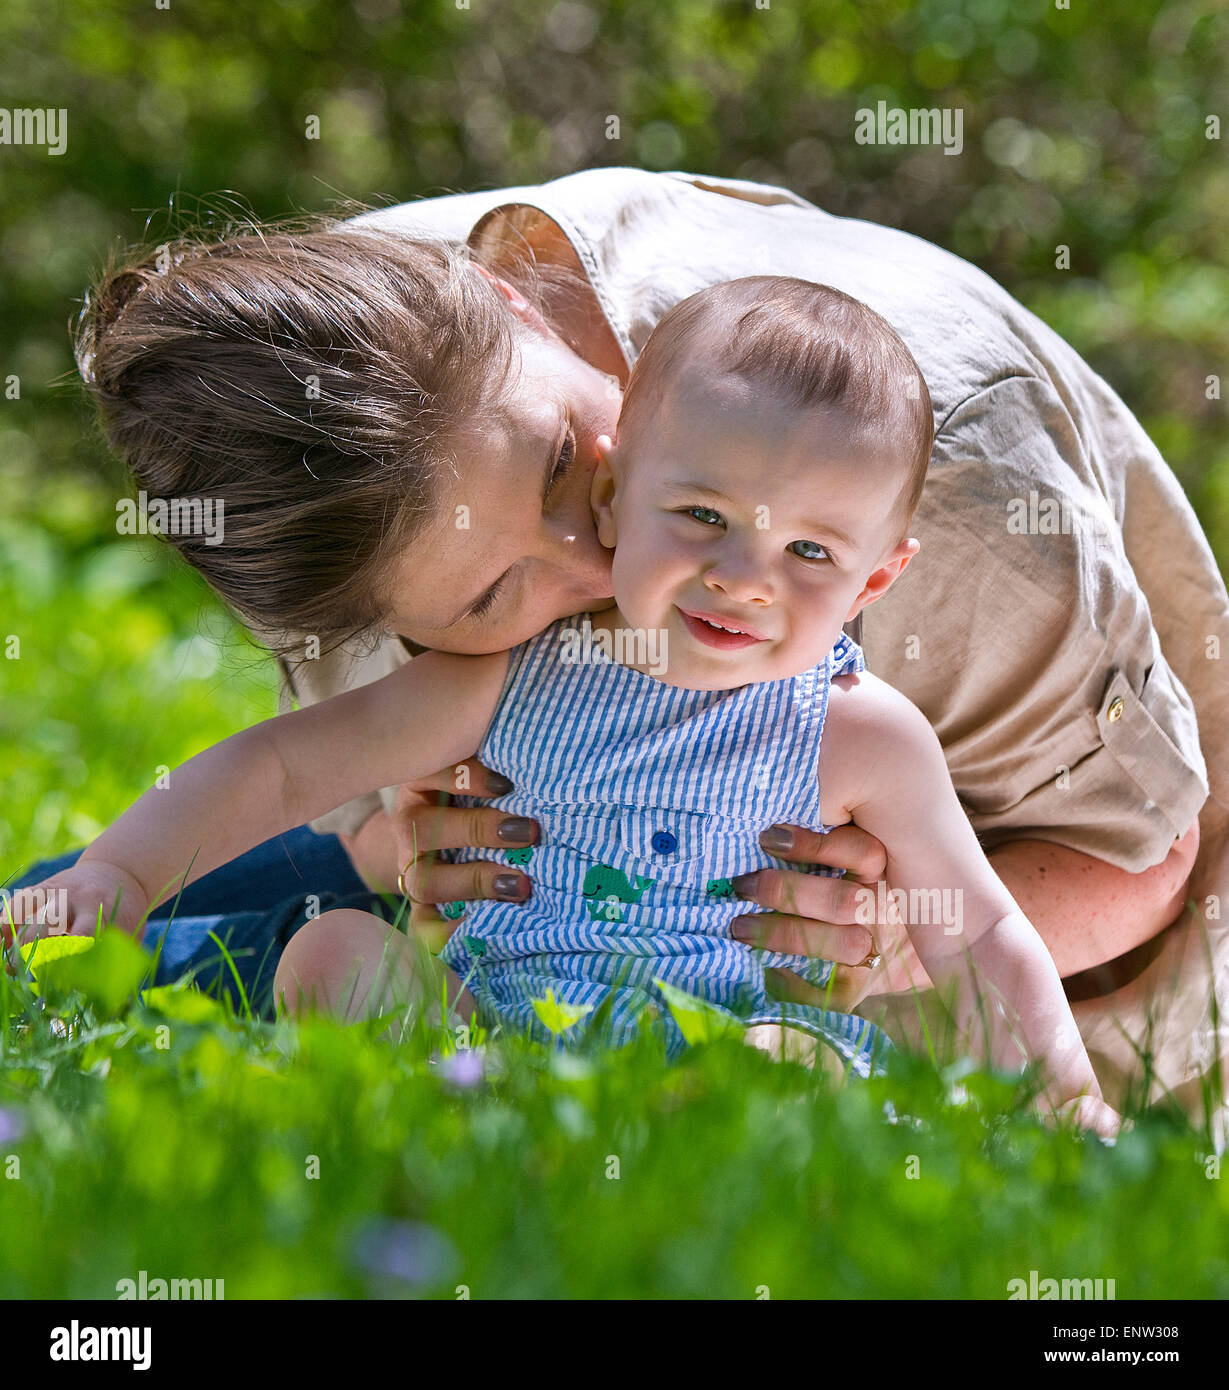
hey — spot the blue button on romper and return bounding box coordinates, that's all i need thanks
[438,618,894,1078]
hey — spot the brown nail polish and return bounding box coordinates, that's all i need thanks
[497,816,536,844]
[487,772,514,795]
[732,872,760,899]
[761,825,794,853]
[493,873,528,901]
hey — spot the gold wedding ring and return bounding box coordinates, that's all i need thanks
[396,862,414,899]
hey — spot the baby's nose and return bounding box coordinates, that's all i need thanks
[703,564,773,604]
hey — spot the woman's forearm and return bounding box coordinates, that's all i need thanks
[986,821,1200,978]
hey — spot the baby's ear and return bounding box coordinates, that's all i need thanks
[590,437,619,548]
[845,538,920,619]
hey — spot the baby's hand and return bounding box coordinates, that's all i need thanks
[1045,1093,1125,1142]
[2,861,150,967]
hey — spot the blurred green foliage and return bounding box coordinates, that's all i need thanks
[1,0,1226,863]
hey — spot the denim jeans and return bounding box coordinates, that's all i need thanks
[9,827,394,1020]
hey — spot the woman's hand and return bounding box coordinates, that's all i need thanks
[387,758,539,949]
[729,822,917,1010]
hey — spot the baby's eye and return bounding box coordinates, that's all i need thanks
[684,507,724,527]
[789,539,830,562]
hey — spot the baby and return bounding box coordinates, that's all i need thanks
[8,276,1118,1134]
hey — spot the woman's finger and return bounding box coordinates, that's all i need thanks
[759,821,887,884]
[394,757,517,800]
[404,899,460,953]
[731,909,876,966]
[398,855,532,907]
[394,798,539,861]
[732,864,880,927]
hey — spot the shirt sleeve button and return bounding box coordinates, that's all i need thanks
[1107,696,1125,723]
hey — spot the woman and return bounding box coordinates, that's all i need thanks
[24,166,1229,1121]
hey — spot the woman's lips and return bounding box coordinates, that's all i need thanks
[676,606,767,649]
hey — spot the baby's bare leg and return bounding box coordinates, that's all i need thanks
[743,1024,848,1086]
[273,909,474,1040]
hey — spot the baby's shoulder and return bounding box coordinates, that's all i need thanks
[823,665,915,737]
[819,668,940,811]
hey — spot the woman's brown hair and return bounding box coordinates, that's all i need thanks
[73,204,591,660]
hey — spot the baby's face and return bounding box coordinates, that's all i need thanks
[591,365,919,690]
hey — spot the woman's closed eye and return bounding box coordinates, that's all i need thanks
[462,431,577,624]
[545,428,576,502]
[468,577,504,620]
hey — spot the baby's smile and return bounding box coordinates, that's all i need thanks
[675,605,769,649]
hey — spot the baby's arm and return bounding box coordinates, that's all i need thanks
[11,650,510,938]
[820,670,1111,1121]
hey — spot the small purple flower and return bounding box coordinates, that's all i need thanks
[438,1047,486,1090]
[0,1107,27,1145]
[348,1219,458,1288]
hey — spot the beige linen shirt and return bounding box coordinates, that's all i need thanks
[279,165,1219,879]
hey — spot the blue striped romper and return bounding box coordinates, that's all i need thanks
[437,618,894,1078]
